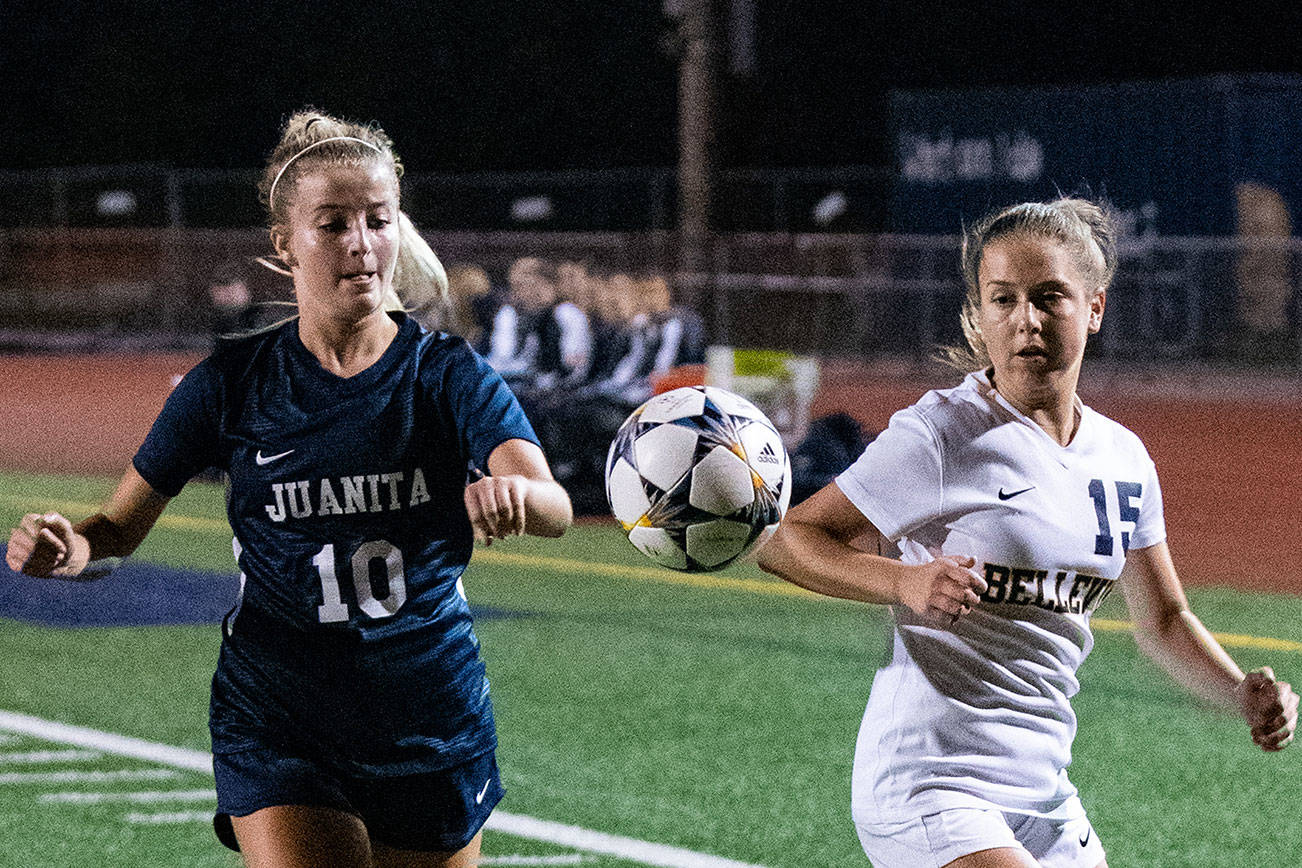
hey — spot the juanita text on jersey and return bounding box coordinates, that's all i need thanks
[263,469,433,522]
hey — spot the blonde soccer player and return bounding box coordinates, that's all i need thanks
[7,109,572,867]
[758,198,1297,868]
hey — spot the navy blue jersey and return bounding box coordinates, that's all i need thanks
[133,312,538,775]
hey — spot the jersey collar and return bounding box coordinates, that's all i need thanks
[968,369,1092,458]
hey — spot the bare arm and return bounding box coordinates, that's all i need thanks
[756,481,986,624]
[5,466,171,579]
[463,438,573,544]
[1120,541,1297,751]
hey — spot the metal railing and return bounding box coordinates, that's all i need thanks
[696,234,1302,366]
[1,228,1298,368]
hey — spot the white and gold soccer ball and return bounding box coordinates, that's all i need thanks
[605,386,792,572]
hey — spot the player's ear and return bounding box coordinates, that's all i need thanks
[270,227,296,269]
[1087,288,1106,334]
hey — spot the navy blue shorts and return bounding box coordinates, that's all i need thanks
[212,746,504,853]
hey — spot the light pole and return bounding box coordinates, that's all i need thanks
[666,0,720,278]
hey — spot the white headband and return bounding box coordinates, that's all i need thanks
[268,135,385,209]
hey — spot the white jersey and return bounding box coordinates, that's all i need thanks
[836,371,1165,822]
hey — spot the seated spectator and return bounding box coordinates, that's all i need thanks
[486,256,559,380]
[638,270,707,374]
[440,262,496,348]
[550,259,595,388]
[488,256,601,408]
[585,265,636,383]
[586,268,658,405]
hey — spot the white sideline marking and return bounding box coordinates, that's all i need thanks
[0,712,212,773]
[0,749,104,764]
[0,768,180,785]
[487,812,768,868]
[41,788,216,804]
[481,857,590,865]
[0,710,771,868]
[125,810,214,824]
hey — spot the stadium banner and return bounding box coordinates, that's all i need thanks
[887,74,1302,237]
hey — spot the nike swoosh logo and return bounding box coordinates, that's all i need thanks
[1079,827,1092,847]
[475,777,492,804]
[255,449,295,466]
[998,486,1035,500]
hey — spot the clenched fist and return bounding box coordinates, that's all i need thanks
[1237,666,1298,752]
[464,473,531,546]
[6,513,80,577]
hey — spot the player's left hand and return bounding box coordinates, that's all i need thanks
[464,473,529,546]
[1236,666,1297,752]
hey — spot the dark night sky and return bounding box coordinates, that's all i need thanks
[2,0,1298,172]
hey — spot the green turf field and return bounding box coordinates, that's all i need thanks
[1,470,1300,867]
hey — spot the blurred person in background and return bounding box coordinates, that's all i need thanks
[485,255,559,382]
[6,108,573,868]
[584,264,640,387]
[553,258,594,387]
[440,261,495,350]
[588,267,656,405]
[638,269,706,375]
[525,264,646,510]
[758,197,1296,868]
[206,264,260,341]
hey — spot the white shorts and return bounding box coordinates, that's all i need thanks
[855,799,1105,868]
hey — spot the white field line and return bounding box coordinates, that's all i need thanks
[0,768,180,785]
[486,813,767,868]
[0,712,213,773]
[480,857,591,865]
[0,710,771,868]
[41,789,216,804]
[0,749,104,764]
[125,810,214,824]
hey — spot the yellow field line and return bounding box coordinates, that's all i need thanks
[475,549,816,598]
[1092,618,1302,653]
[486,556,1302,655]
[0,495,228,533]
[5,493,1301,654]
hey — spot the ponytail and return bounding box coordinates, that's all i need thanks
[391,211,450,324]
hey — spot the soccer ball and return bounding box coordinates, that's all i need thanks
[605,385,792,572]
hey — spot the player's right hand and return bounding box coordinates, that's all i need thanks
[899,554,987,626]
[1237,666,1298,752]
[6,513,77,577]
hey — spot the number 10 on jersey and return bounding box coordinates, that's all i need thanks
[313,540,407,623]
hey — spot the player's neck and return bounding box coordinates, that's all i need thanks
[990,368,1082,446]
[1019,398,1080,446]
[297,309,399,379]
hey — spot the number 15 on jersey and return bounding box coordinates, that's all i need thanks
[1088,479,1142,557]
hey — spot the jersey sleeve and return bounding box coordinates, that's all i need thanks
[440,342,541,470]
[132,359,222,497]
[835,406,944,542]
[1128,458,1167,550]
